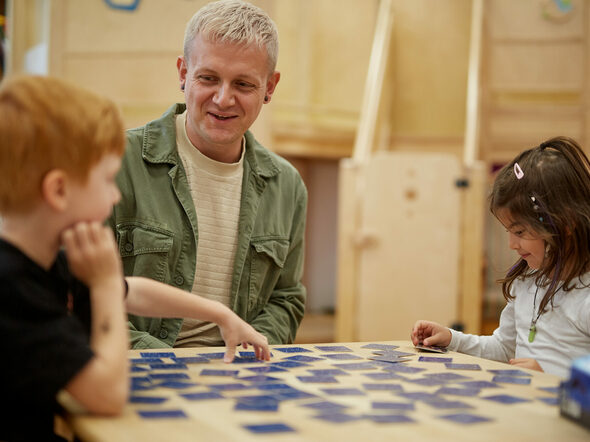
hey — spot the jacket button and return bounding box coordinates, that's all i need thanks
[174,275,184,285]
[124,243,133,252]
[159,329,168,339]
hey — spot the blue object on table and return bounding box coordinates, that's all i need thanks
[560,354,590,429]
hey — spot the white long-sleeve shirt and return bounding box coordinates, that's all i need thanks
[449,274,590,378]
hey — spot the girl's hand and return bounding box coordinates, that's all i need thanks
[62,222,123,293]
[218,311,271,363]
[509,358,543,372]
[411,320,452,347]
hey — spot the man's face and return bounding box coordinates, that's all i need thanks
[177,34,280,163]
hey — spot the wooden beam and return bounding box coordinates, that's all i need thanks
[458,161,486,334]
[336,0,395,341]
[335,159,360,341]
[352,0,395,166]
[463,0,484,168]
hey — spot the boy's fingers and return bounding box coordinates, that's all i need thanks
[62,229,74,248]
[223,344,236,363]
[87,222,100,242]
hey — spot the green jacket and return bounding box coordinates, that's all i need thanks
[108,104,307,348]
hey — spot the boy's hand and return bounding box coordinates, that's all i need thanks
[218,311,271,363]
[411,320,452,347]
[509,358,543,372]
[62,222,123,292]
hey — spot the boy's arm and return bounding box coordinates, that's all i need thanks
[61,223,129,415]
[125,276,270,362]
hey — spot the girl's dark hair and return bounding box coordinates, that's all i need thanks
[489,136,590,313]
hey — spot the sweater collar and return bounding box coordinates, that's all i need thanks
[142,103,280,179]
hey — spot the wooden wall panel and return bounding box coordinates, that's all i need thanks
[271,0,378,146]
[488,0,584,40]
[387,0,471,139]
[356,152,461,340]
[479,0,589,163]
[48,0,273,129]
[489,44,584,92]
[62,1,204,53]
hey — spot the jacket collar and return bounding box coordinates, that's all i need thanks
[142,103,280,179]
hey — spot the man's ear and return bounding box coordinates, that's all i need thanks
[264,71,280,103]
[41,169,68,212]
[177,56,187,92]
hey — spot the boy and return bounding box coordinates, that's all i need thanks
[0,75,270,441]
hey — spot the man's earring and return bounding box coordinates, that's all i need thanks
[181,84,185,91]
[264,95,269,103]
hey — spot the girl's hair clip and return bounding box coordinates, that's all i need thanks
[514,162,524,179]
[531,196,543,222]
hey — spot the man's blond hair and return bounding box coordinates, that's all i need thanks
[184,0,279,72]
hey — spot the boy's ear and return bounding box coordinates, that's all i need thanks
[41,169,69,211]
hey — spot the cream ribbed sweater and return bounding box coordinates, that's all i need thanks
[174,111,244,347]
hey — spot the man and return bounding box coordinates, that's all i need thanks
[108,0,307,349]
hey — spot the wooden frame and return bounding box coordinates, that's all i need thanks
[336,0,486,341]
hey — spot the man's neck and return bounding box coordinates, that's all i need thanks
[182,116,244,163]
[192,139,243,164]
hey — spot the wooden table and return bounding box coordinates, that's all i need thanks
[67,341,590,441]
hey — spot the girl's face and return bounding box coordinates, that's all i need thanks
[496,208,546,270]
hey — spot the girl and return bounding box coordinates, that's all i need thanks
[411,136,590,378]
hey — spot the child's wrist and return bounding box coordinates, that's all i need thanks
[211,303,233,328]
[445,328,453,346]
[91,276,125,299]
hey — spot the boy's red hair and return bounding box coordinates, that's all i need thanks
[0,75,125,214]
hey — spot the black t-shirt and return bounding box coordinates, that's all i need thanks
[0,239,94,441]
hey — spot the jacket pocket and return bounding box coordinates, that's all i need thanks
[248,237,290,310]
[116,223,174,283]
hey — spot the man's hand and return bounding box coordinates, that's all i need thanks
[411,320,452,347]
